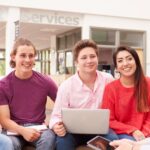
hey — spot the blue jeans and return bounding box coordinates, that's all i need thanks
[101,129,119,141]
[5,129,55,150]
[56,129,118,150]
[0,134,14,150]
[105,130,136,141]
[118,134,136,141]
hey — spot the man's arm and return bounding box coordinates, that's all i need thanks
[0,105,23,133]
[0,105,40,141]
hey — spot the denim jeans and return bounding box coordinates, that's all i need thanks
[101,128,119,141]
[0,134,14,150]
[105,130,136,141]
[4,129,55,150]
[56,129,118,150]
[118,134,136,141]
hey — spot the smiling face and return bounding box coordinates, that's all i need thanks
[116,50,137,79]
[11,45,36,79]
[76,47,98,75]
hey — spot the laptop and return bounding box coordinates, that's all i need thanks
[61,108,110,134]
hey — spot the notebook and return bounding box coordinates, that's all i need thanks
[7,124,48,135]
[61,108,110,134]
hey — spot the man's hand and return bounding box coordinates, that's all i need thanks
[21,127,41,142]
[53,122,66,137]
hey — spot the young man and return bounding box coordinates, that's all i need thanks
[0,38,58,150]
[49,39,117,150]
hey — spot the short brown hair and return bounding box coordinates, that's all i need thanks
[10,38,36,68]
[73,39,98,61]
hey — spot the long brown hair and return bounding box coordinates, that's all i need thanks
[10,38,36,68]
[113,46,149,112]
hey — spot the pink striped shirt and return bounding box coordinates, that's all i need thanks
[49,70,113,129]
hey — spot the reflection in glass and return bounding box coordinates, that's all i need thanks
[120,31,143,47]
[58,52,65,74]
[91,28,115,45]
[0,60,5,76]
[0,51,5,59]
[34,61,41,72]
[98,48,115,75]
[66,51,73,74]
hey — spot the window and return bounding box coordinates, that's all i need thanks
[66,34,74,49]
[120,31,143,47]
[34,49,50,75]
[56,29,81,74]
[58,52,65,74]
[98,48,115,75]
[91,28,145,76]
[0,50,5,76]
[58,36,66,50]
[66,51,73,74]
[91,28,115,45]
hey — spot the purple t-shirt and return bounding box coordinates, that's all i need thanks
[0,71,57,124]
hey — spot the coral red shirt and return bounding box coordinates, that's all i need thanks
[101,78,150,137]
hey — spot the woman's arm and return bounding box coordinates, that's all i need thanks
[101,85,138,135]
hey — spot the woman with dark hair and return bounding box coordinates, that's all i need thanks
[101,46,150,141]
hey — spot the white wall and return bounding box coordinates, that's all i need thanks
[0,0,150,20]
[1,0,150,75]
[82,14,150,74]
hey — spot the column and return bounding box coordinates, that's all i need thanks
[81,15,90,39]
[5,7,20,74]
[81,25,90,39]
